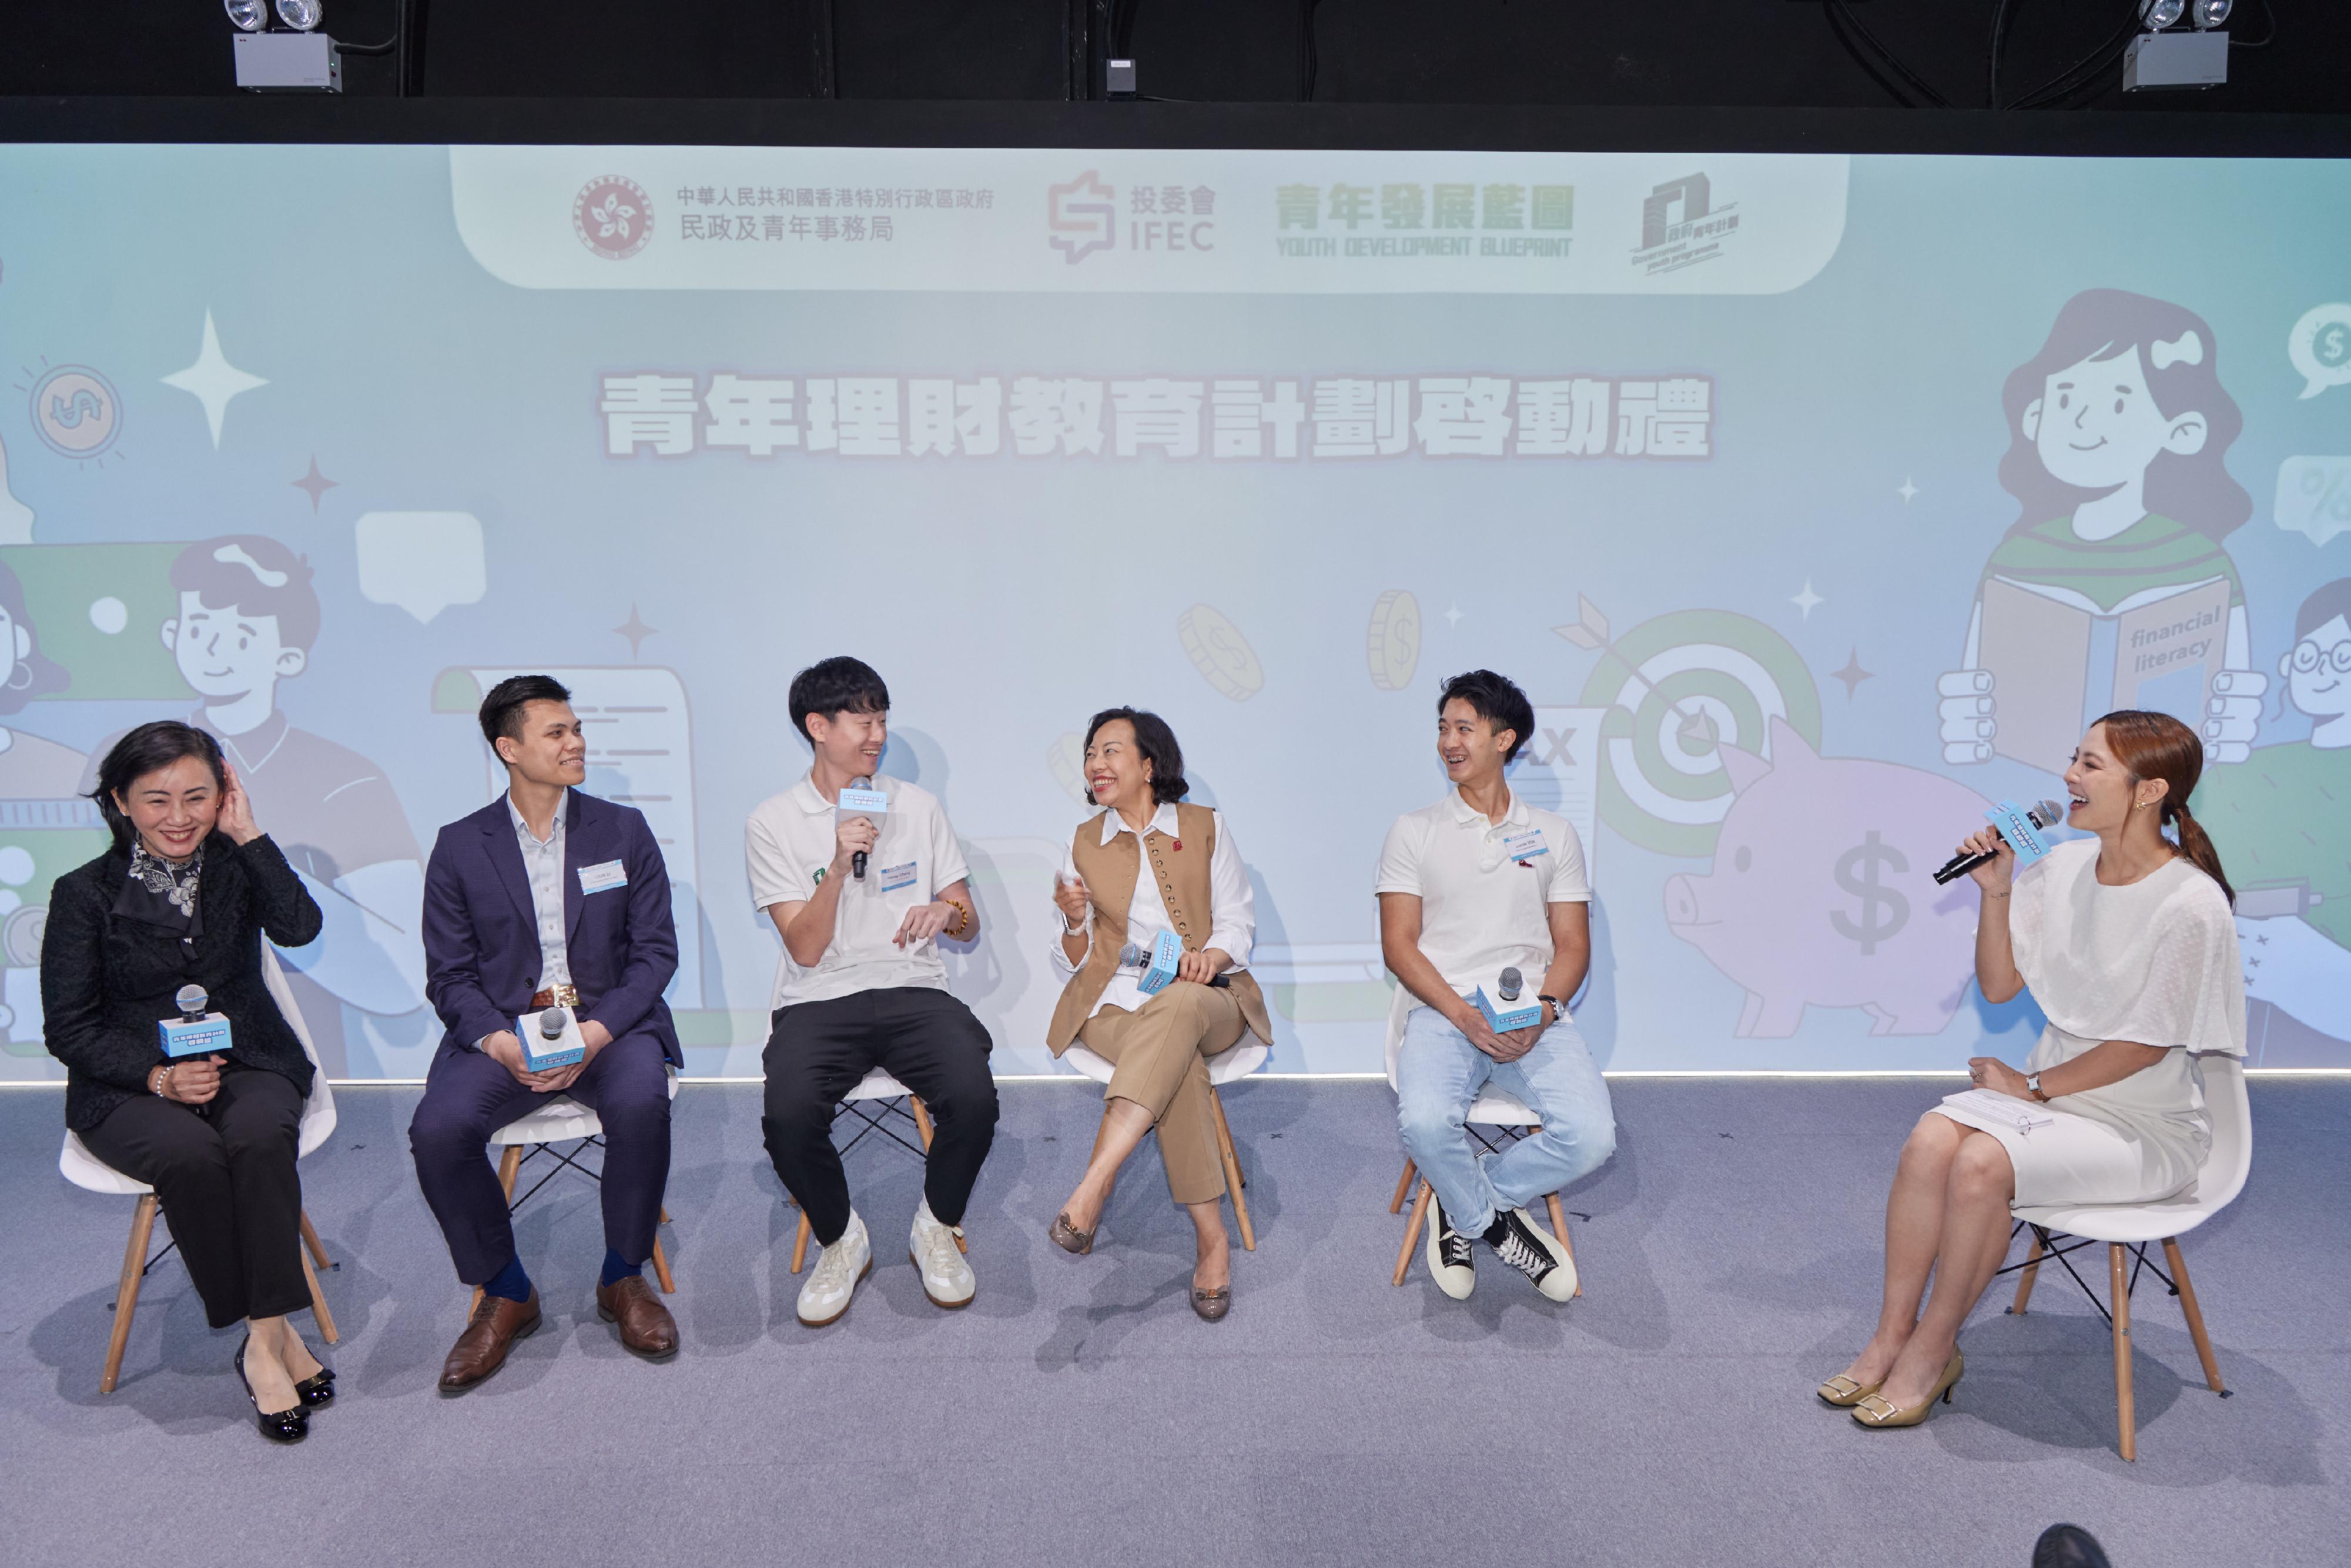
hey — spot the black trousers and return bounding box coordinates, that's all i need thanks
[79,1065,309,1329]
[407,1030,672,1286]
[762,987,999,1245]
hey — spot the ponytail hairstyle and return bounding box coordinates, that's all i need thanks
[2091,709,2233,907]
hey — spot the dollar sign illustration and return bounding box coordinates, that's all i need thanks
[49,389,103,428]
[1830,830,1910,956]
[2320,322,2351,368]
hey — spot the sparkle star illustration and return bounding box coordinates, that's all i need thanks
[290,455,337,512]
[1831,648,1874,699]
[1790,579,1824,621]
[614,604,659,658]
[1444,603,1462,628]
[1897,476,1920,504]
[160,310,268,449]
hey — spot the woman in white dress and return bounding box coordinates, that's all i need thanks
[1818,709,2244,1428]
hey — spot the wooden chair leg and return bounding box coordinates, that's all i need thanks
[1544,1191,1583,1298]
[2010,1229,2046,1315]
[299,1245,340,1345]
[649,1235,676,1294]
[1388,1158,1418,1215]
[1392,1181,1432,1286]
[1207,1087,1254,1252]
[298,1209,332,1269]
[2162,1237,2226,1395]
[791,1211,811,1274]
[910,1096,936,1150]
[102,1194,159,1395]
[2111,1242,2136,1462]
[496,1144,524,1202]
[660,1207,672,1224]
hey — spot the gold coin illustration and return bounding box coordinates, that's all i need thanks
[1176,602,1264,701]
[1366,588,1420,691]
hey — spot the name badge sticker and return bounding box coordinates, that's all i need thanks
[1502,828,1548,863]
[879,860,918,893]
[578,858,629,895]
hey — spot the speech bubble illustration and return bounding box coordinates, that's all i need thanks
[355,511,487,624]
[2288,303,2351,400]
[2276,456,2351,547]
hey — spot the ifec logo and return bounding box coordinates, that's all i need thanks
[1047,170,1116,264]
[574,175,653,261]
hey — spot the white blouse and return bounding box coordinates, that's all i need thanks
[2007,837,2245,1192]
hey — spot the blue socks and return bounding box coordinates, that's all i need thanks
[484,1250,638,1296]
[482,1252,532,1304]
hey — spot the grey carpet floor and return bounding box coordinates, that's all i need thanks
[3,1078,2345,1568]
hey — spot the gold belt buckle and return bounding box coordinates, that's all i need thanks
[550,983,579,1009]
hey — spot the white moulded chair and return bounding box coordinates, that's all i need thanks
[1059,1034,1270,1251]
[60,948,340,1393]
[1383,1003,1582,1294]
[473,1067,681,1311]
[786,1066,970,1272]
[1999,1052,2252,1462]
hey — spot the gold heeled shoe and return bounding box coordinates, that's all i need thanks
[1816,1373,1883,1408]
[1851,1351,1964,1428]
[1049,1211,1096,1255]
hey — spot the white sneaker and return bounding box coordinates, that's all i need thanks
[1424,1203,1476,1300]
[909,1198,976,1309]
[796,1210,872,1326]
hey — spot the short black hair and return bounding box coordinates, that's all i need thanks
[1082,706,1190,806]
[169,535,322,651]
[789,656,890,743]
[1436,669,1536,763]
[2295,578,2351,642]
[479,674,573,751]
[91,721,225,853]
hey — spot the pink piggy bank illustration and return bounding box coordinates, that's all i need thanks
[1664,717,1992,1037]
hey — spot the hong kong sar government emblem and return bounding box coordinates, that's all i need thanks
[572,175,654,260]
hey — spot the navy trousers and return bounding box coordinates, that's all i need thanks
[407,1030,671,1285]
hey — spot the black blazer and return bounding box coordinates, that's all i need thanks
[42,833,325,1132]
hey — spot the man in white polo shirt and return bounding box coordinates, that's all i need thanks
[745,656,999,1326]
[1376,668,1616,1302]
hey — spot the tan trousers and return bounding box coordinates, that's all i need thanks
[1077,980,1245,1205]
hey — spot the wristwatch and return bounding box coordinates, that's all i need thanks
[1538,994,1563,1023]
[2024,1071,2048,1102]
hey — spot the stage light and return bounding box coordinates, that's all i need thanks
[2139,0,2186,28]
[223,0,267,30]
[2191,0,2232,26]
[273,0,323,31]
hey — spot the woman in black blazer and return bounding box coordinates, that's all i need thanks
[43,721,329,1442]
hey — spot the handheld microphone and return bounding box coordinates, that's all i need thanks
[1119,940,1230,989]
[849,774,872,881]
[1497,967,1523,1003]
[538,1007,567,1043]
[175,984,209,1021]
[1933,798,2066,885]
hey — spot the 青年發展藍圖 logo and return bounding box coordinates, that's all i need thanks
[29,365,123,461]
[1632,172,1739,277]
[574,176,653,260]
[1047,171,1117,264]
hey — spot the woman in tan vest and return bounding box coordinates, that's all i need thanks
[1044,708,1272,1321]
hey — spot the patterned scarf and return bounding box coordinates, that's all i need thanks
[119,840,204,936]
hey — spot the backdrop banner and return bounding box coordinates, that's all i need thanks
[1,143,2345,1078]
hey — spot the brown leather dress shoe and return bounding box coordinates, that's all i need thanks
[439,1287,541,1392]
[595,1275,679,1360]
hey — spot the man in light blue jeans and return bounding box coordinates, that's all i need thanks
[1378,669,1617,1302]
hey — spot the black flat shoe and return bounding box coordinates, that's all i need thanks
[236,1337,310,1445]
[293,1364,336,1408]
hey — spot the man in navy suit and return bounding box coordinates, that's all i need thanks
[410,675,682,1389]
